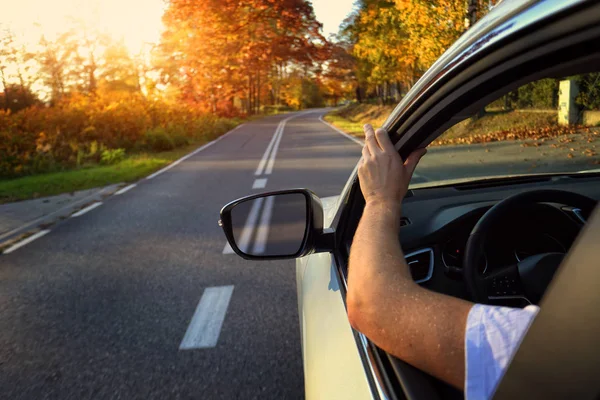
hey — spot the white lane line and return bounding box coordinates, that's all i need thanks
[318,114,365,146]
[255,111,312,176]
[252,178,267,189]
[222,242,234,254]
[255,123,282,176]
[147,124,245,180]
[265,124,285,175]
[252,195,275,254]
[179,285,235,349]
[236,196,264,253]
[115,184,136,195]
[3,230,51,254]
[71,202,102,217]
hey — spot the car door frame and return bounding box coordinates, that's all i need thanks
[327,1,600,399]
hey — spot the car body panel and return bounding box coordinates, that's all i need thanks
[295,194,373,400]
[290,1,600,399]
[297,252,373,400]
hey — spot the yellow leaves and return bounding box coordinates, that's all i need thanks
[433,125,589,146]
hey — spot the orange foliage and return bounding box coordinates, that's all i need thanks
[0,93,235,178]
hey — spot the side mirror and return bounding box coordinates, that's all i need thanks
[219,189,334,260]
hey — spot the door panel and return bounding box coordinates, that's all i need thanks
[299,252,372,400]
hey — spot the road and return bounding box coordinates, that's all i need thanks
[0,110,362,400]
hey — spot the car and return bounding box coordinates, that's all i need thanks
[219,1,600,399]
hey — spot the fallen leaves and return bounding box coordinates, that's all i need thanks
[433,125,588,146]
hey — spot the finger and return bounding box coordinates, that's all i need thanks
[363,124,381,154]
[361,145,371,160]
[375,128,395,153]
[404,148,428,177]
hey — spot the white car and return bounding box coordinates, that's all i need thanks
[220,1,600,398]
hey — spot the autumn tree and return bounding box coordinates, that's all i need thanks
[0,29,37,110]
[343,0,502,103]
[159,0,325,115]
[319,41,356,105]
[98,41,141,94]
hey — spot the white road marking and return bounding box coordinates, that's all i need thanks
[255,111,312,176]
[146,124,245,180]
[318,114,365,146]
[252,178,267,189]
[318,114,428,182]
[179,285,235,349]
[252,195,275,254]
[255,124,282,176]
[265,124,285,175]
[236,196,264,253]
[222,242,235,254]
[71,202,102,217]
[3,230,51,254]
[115,184,136,195]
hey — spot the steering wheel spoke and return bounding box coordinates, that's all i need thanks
[482,264,524,298]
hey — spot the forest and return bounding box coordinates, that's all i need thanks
[1,0,598,184]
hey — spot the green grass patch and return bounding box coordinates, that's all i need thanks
[0,142,212,204]
[324,104,396,138]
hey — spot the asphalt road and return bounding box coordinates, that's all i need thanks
[0,110,362,400]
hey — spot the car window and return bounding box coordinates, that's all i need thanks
[411,72,600,187]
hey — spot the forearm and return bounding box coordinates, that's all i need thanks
[348,202,416,310]
[347,202,472,389]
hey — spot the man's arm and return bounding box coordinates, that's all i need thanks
[346,124,474,389]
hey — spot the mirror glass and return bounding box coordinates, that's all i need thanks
[230,193,308,257]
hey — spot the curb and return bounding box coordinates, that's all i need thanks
[0,183,122,252]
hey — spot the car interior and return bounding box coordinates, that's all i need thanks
[334,65,600,399]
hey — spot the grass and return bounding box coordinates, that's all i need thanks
[0,142,216,204]
[324,103,396,138]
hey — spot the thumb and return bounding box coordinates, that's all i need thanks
[404,148,427,177]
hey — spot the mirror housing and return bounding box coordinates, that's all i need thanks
[219,189,335,260]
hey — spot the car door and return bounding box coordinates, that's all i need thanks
[307,1,600,399]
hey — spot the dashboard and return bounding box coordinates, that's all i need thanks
[398,174,600,301]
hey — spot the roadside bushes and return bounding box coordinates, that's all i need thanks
[0,92,241,178]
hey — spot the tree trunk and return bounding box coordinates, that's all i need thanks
[466,0,478,29]
[256,71,261,114]
[0,68,9,110]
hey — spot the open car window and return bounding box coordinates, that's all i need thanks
[412,72,600,188]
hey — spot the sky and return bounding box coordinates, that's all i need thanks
[311,0,357,39]
[0,0,356,55]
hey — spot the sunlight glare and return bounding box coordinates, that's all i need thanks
[1,0,166,55]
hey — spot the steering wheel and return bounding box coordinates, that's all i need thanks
[464,189,597,305]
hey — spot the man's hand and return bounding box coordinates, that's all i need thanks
[349,124,472,391]
[358,124,427,209]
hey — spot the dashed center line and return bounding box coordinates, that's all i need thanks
[3,230,51,254]
[71,202,103,217]
[180,285,235,350]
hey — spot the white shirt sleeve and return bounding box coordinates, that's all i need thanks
[464,304,540,400]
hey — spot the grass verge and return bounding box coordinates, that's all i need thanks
[324,103,395,138]
[325,104,597,145]
[0,140,224,204]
